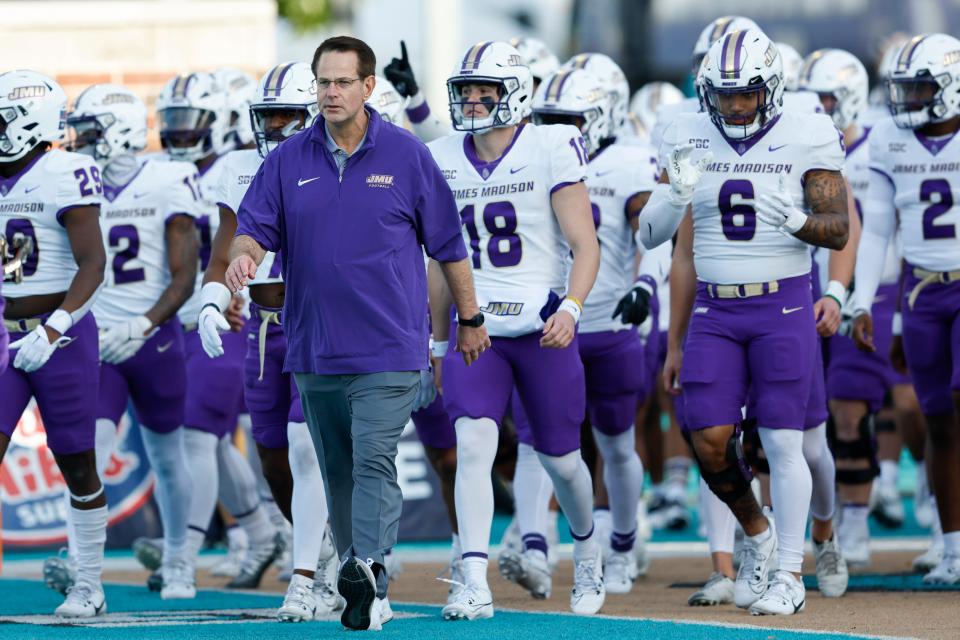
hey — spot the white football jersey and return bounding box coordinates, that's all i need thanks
[177,155,229,325]
[94,158,200,327]
[783,90,824,116]
[651,97,701,172]
[579,141,659,333]
[215,149,282,285]
[662,110,845,284]
[1,150,101,298]
[428,124,588,337]
[868,118,960,272]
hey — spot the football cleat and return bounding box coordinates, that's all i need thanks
[132,537,164,572]
[923,553,960,585]
[570,545,605,615]
[160,558,196,600]
[499,548,552,599]
[43,548,77,595]
[813,536,849,597]
[277,574,318,622]
[735,520,777,608]
[603,551,638,595]
[442,583,494,621]
[749,570,805,616]
[55,581,107,619]
[688,572,735,606]
[227,533,282,589]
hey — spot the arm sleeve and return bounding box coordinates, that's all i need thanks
[637,121,687,249]
[162,162,201,223]
[56,153,101,225]
[235,153,282,252]
[406,93,452,143]
[637,239,673,292]
[415,144,467,263]
[851,167,898,313]
[548,124,588,193]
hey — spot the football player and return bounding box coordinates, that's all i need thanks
[852,33,960,585]
[626,81,684,143]
[47,84,202,600]
[154,72,282,589]
[427,41,603,619]
[200,61,353,621]
[646,28,849,614]
[0,70,108,618]
[530,65,669,594]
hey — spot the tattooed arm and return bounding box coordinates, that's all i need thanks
[796,169,849,250]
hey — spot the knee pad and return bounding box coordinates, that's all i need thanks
[741,425,770,475]
[833,413,879,485]
[695,433,753,503]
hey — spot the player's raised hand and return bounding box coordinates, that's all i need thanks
[383,40,419,98]
[666,144,712,206]
[225,254,257,293]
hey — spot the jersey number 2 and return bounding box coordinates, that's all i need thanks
[109,224,145,284]
[920,179,956,240]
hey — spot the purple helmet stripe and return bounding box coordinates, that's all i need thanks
[262,66,280,98]
[710,16,734,43]
[897,34,929,73]
[732,30,748,78]
[273,63,294,96]
[800,50,827,85]
[461,41,493,72]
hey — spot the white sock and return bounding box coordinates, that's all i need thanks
[217,435,275,547]
[593,427,643,539]
[451,533,462,563]
[512,443,553,554]
[537,449,595,539]
[454,417,499,560]
[879,459,899,488]
[758,427,811,573]
[227,523,248,549]
[665,456,692,492]
[943,531,960,555]
[182,428,219,560]
[65,419,118,561]
[462,556,488,589]
[71,501,107,587]
[288,421,327,572]
[802,423,836,522]
[699,476,736,554]
[839,504,869,546]
[140,427,190,563]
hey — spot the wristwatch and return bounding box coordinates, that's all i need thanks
[458,311,484,328]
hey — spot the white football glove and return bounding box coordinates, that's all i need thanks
[199,304,230,358]
[10,325,72,373]
[666,144,713,206]
[756,171,808,234]
[414,368,438,412]
[100,315,155,364]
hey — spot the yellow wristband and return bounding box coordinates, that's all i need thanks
[564,295,584,311]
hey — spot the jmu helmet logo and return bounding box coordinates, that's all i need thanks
[102,93,136,105]
[7,85,46,100]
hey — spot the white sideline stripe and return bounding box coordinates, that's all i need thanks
[0,538,934,576]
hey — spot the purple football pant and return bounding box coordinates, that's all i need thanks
[828,283,911,413]
[98,318,186,433]
[443,330,586,457]
[184,324,246,439]
[0,295,7,375]
[412,394,456,450]
[244,305,304,449]
[579,330,645,435]
[681,274,816,431]
[639,323,661,401]
[0,313,99,454]
[901,266,960,416]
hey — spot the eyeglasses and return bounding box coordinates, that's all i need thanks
[315,77,363,91]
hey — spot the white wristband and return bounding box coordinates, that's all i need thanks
[430,340,449,358]
[892,312,902,336]
[45,308,73,335]
[558,298,582,324]
[200,281,232,314]
[824,280,847,307]
[781,208,809,234]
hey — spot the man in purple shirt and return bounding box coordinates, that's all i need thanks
[226,36,489,630]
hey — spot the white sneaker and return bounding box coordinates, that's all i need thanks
[634,535,651,577]
[923,553,960,584]
[603,551,637,595]
[749,570,806,615]
[338,557,380,630]
[570,545,605,615]
[377,597,394,624]
[499,548,552,599]
[132,536,164,572]
[838,515,871,568]
[871,482,905,528]
[43,548,77,595]
[441,582,494,620]
[499,517,522,556]
[384,551,403,582]
[227,534,282,589]
[315,530,346,613]
[210,533,247,578]
[278,574,317,622]
[161,558,196,600]
[734,520,777,609]
[913,543,944,573]
[55,581,107,618]
[813,536,849,597]
[688,572,735,606]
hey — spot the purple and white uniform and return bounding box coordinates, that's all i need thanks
[1,150,102,453]
[577,141,659,434]
[661,110,845,431]
[428,123,588,456]
[217,148,302,449]
[94,157,199,433]
[853,117,960,416]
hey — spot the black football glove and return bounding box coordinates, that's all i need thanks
[383,40,419,98]
[612,284,652,326]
